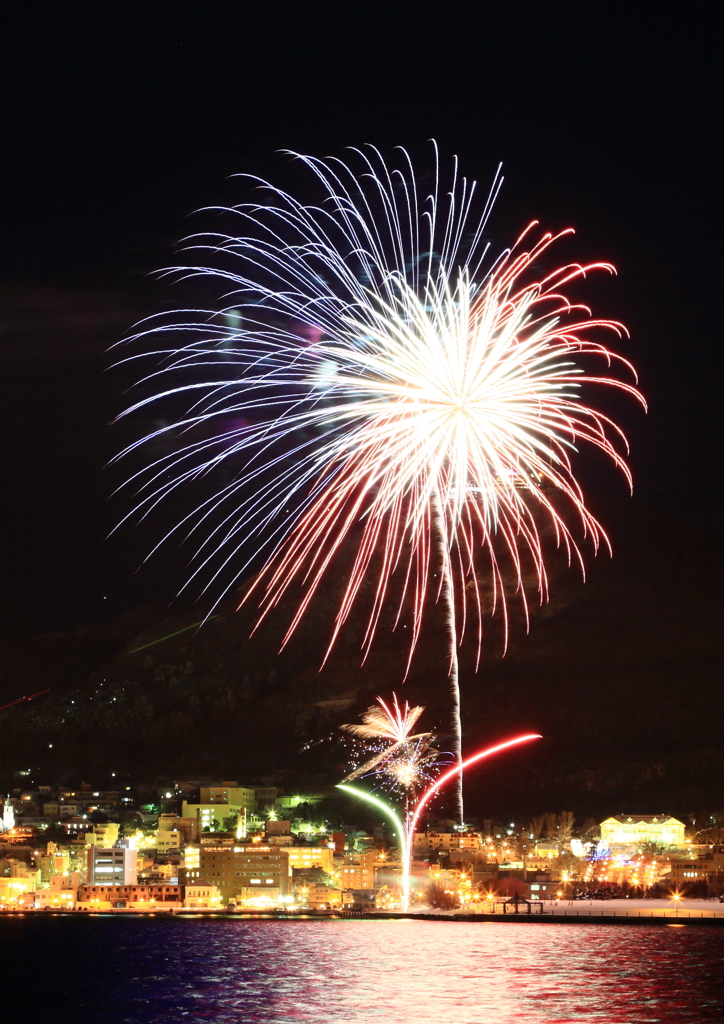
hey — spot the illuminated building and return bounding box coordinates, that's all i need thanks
[531,843,560,861]
[298,883,348,909]
[0,878,35,907]
[77,883,182,909]
[184,882,222,909]
[669,847,724,887]
[195,786,285,816]
[199,845,290,902]
[155,830,182,853]
[86,846,137,885]
[1,796,15,832]
[337,852,376,890]
[285,846,335,874]
[38,843,71,882]
[84,822,120,848]
[413,831,482,854]
[182,801,244,834]
[30,874,81,909]
[183,845,200,883]
[198,787,256,812]
[599,815,686,849]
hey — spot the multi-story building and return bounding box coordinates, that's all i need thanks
[155,830,182,853]
[199,844,290,902]
[252,787,284,813]
[44,802,83,819]
[86,847,137,886]
[182,801,243,833]
[286,846,335,874]
[600,816,686,849]
[183,846,201,883]
[198,787,257,813]
[337,852,376,890]
[299,883,346,909]
[38,844,71,882]
[29,873,81,909]
[184,882,223,909]
[85,822,120,848]
[0,877,35,906]
[413,831,483,854]
[77,883,181,909]
[669,847,724,888]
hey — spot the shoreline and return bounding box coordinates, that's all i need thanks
[2,907,723,927]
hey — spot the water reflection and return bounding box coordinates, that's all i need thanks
[5,918,724,1023]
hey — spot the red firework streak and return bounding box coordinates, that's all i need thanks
[0,689,50,712]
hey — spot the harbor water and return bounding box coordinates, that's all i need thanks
[3,915,723,1023]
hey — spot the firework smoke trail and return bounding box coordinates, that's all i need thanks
[114,146,644,822]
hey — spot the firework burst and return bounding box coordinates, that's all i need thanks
[114,145,644,819]
[340,694,444,792]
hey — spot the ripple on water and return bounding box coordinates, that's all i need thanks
[3,917,724,1024]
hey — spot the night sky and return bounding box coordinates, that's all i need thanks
[1,10,721,784]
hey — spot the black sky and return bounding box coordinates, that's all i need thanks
[1,8,721,637]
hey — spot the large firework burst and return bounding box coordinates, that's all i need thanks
[115,146,644,819]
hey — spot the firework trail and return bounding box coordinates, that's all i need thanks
[114,145,644,821]
[338,731,541,910]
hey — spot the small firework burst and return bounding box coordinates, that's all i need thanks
[340,694,448,795]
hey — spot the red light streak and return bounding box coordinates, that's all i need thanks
[408,733,542,839]
[0,689,50,712]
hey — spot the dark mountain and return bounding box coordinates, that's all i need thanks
[1,501,721,823]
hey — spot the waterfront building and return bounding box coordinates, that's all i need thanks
[184,881,222,908]
[29,874,80,909]
[299,883,345,909]
[199,844,290,902]
[599,815,686,849]
[77,883,182,909]
[0,877,35,906]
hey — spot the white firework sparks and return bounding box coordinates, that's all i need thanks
[114,145,644,820]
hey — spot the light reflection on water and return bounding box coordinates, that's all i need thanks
[5,917,724,1023]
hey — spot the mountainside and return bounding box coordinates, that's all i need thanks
[1,502,721,822]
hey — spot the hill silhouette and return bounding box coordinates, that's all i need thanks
[1,501,721,823]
